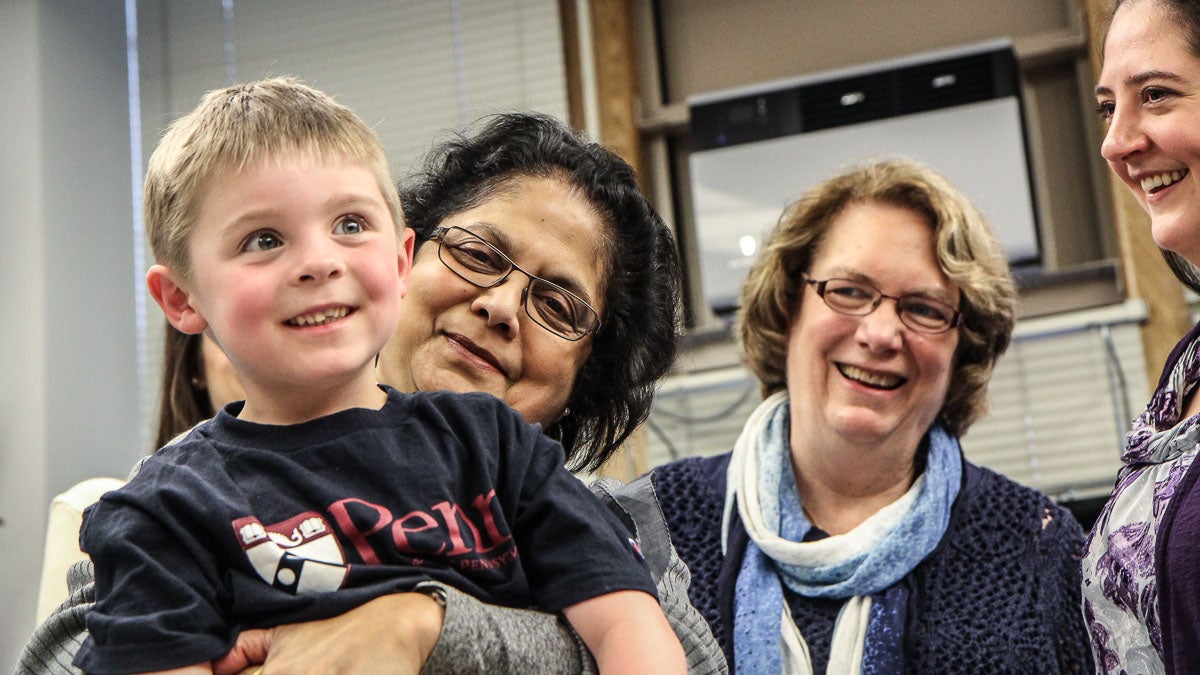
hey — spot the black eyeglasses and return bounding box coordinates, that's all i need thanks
[803,276,961,334]
[433,226,600,341]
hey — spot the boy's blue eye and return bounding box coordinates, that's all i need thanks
[243,231,282,252]
[334,216,366,235]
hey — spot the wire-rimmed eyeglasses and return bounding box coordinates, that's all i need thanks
[433,226,601,341]
[802,276,961,334]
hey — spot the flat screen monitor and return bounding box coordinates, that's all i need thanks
[688,40,1041,314]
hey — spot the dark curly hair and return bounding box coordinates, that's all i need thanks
[399,112,682,472]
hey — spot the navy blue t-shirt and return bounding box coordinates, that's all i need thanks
[76,386,653,674]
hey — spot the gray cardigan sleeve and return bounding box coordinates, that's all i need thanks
[15,457,149,675]
[16,563,591,675]
[15,563,592,675]
[14,560,92,675]
[419,581,597,675]
[596,476,728,675]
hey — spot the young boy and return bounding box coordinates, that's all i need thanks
[74,77,684,675]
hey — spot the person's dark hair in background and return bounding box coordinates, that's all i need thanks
[154,323,243,448]
[154,325,210,449]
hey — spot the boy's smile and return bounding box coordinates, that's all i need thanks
[157,154,413,424]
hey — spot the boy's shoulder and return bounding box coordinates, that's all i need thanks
[127,418,226,482]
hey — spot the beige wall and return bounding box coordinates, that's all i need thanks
[655,0,1072,100]
[634,0,1122,327]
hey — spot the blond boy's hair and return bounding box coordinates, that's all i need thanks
[144,76,401,280]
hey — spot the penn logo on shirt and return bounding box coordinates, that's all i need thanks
[233,513,349,594]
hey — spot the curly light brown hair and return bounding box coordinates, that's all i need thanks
[736,158,1015,436]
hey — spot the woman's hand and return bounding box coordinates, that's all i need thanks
[212,592,445,675]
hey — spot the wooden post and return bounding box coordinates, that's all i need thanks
[1080,0,1192,385]
[586,0,644,184]
[560,0,653,479]
[558,0,587,132]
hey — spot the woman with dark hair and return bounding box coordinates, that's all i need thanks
[381,112,679,472]
[1087,0,1200,670]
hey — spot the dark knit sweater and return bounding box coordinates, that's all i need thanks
[652,452,1094,673]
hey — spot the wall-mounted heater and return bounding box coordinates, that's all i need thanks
[688,39,1041,314]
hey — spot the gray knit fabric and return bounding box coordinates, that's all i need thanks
[420,581,597,674]
[14,561,90,675]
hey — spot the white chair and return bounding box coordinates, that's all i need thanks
[35,477,125,622]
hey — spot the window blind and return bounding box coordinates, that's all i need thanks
[136,0,567,175]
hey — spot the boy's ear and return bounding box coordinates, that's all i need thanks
[146,264,208,334]
[396,228,416,297]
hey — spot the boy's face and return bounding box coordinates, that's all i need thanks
[166,154,412,413]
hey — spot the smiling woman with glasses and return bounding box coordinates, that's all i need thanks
[382,114,682,474]
[639,158,1090,672]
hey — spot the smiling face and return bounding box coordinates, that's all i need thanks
[378,175,607,428]
[149,154,413,424]
[1098,0,1200,265]
[785,200,959,453]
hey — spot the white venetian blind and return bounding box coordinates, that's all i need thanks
[645,302,1148,499]
[136,0,567,175]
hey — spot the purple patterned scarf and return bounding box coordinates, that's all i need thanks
[1081,333,1200,673]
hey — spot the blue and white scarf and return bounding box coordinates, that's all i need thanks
[721,391,962,674]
